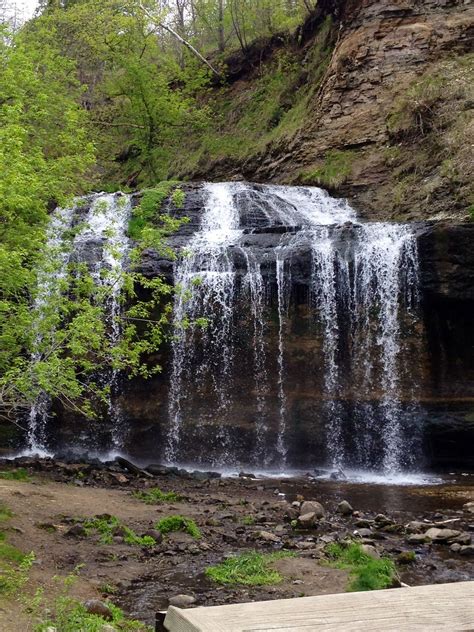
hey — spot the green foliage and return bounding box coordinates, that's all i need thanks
[467,205,474,221]
[0,551,35,595]
[0,468,31,482]
[325,542,396,592]
[33,571,150,631]
[133,487,181,504]
[242,515,255,525]
[387,75,445,138]
[82,516,155,548]
[128,181,187,242]
[301,150,355,188]
[155,515,201,539]
[206,551,294,586]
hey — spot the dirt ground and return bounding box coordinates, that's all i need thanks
[0,461,472,630]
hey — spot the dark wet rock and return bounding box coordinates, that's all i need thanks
[238,472,256,479]
[354,519,373,528]
[168,594,196,608]
[84,600,113,620]
[459,545,474,556]
[329,469,347,481]
[374,514,393,526]
[143,529,163,544]
[115,456,152,478]
[337,500,353,516]
[407,534,430,544]
[65,524,87,538]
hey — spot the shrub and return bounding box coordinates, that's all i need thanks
[0,468,31,482]
[155,515,201,539]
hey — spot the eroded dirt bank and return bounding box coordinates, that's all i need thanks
[0,457,473,630]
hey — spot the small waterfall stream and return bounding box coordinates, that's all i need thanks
[27,192,131,453]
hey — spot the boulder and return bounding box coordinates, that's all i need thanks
[407,534,429,544]
[337,500,353,516]
[424,528,461,542]
[143,529,163,544]
[65,524,87,538]
[463,502,474,514]
[300,501,325,519]
[405,521,433,533]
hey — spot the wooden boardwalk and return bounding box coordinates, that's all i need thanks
[164,581,474,631]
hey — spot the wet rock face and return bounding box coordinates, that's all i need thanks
[37,184,473,470]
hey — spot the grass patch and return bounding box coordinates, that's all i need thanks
[206,551,294,586]
[301,149,355,188]
[82,515,156,548]
[0,502,13,523]
[155,515,201,539]
[133,487,180,504]
[242,515,255,526]
[0,468,31,482]
[325,542,396,591]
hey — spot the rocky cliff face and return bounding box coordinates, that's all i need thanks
[183,0,473,222]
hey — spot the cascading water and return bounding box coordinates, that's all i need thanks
[166,182,423,474]
[27,192,131,453]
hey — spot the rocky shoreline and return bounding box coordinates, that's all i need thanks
[0,456,473,629]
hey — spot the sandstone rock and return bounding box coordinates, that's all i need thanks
[100,626,117,632]
[450,543,462,553]
[450,533,471,545]
[257,530,281,543]
[424,528,462,542]
[463,502,474,514]
[337,500,353,516]
[355,528,373,538]
[360,544,379,559]
[298,512,317,528]
[169,594,196,608]
[354,519,373,528]
[84,600,113,621]
[300,501,325,519]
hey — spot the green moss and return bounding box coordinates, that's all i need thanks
[301,150,355,188]
[467,204,474,221]
[325,542,396,592]
[0,502,13,523]
[155,515,201,539]
[133,487,180,504]
[206,551,294,586]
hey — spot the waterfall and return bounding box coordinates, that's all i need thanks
[167,182,423,473]
[27,193,131,453]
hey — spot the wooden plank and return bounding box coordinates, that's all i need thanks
[164,581,474,632]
